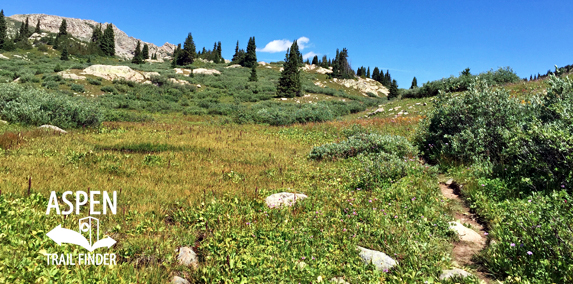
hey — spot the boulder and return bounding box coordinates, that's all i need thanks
[0,54,8,60]
[193,68,221,75]
[58,71,86,80]
[448,222,483,243]
[39,125,67,134]
[439,268,472,280]
[177,247,198,268]
[81,65,144,82]
[357,246,397,271]
[258,61,268,66]
[445,179,454,186]
[0,120,7,124]
[225,64,242,69]
[171,276,190,284]
[169,78,191,85]
[224,59,231,63]
[265,192,308,208]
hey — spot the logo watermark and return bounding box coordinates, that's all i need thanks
[44,190,118,266]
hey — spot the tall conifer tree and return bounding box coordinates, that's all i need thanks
[410,77,418,89]
[311,55,318,65]
[177,33,196,66]
[142,43,149,60]
[244,37,257,68]
[101,24,115,56]
[35,19,41,34]
[276,40,302,98]
[249,64,258,82]
[58,19,67,36]
[132,41,143,64]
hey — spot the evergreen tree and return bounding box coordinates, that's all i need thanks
[142,43,149,60]
[58,19,67,36]
[171,43,181,67]
[101,24,115,56]
[356,67,363,77]
[529,75,532,81]
[366,67,370,78]
[18,20,25,40]
[249,64,258,82]
[388,79,399,99]
[372,67,380,81]
[60,44,69,60]
[410,77,418,89]
[232,40,246,64]
[177,33,196,66]
[244,36,257,67]
[321,55,328,68]
[332,49,340,77]
[35,19,40,34]
[91,24,103,43]
[24,17,30,37]
[132,41,143,64]
[0,10,6,50]
[331,48,353,79]
[311,55,318,65]
[276,40,302,98]
[217,41,222,60]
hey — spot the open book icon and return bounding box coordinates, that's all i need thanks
[47,224,116,252]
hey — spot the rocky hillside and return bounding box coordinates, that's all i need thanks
[8,14,175,60]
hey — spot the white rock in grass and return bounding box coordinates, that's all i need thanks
[0,120,7,124]
[0,54,8,60]
[439,268,472,280]
[265,192,307,208]
[39,125,67,134]
[171,276,190,284]
[448,222,482,243]
[177,247,198,268]
[357,246,397,271]
[330,277,350,284]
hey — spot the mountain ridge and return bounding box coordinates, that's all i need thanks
[7,13,175,60]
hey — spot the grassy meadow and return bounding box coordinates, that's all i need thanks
[1,43,572,284]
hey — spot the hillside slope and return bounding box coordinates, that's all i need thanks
[8,14,175,60]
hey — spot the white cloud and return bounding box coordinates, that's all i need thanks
[302,51,318,60]
[258,37,310,53]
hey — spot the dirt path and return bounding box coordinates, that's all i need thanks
[440,181,491,283]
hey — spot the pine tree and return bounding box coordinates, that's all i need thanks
[0,10,6,50]
[177,33,196,66]
[388,79,399,99]
[58,19,67,36]
[171,43,181,67]
[332,49,340,77]
[321,55,328,68]
[410,77,418,89]
[217,41,222,61]
[35,19,40,34]
[244,36,257,68]
[311,55,318,65]
[24,17,30,37]
[142,43,149,60]
[331,48,353,79]
[249,64,258,82]
[101,24,115,56]
[366,67,370,78]
[91,24,102,43]
[132,41,143,64]
[372,67,380,81]
[276,40,302,98]
[60,44,69,60]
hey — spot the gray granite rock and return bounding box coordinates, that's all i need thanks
[171,276,190,284]
[177,247,198,268]
[439,268,472,280]
[357,246,397,271]
[265,192,308,208]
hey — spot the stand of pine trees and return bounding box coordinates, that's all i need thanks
[172,33,196,66]
[276,40,302,98]
[330,48,353,79]
[198,41,223,63]
[232,37,257,67]
[132,41,143,64]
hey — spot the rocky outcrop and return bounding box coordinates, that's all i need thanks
[171,276,190,284]
[9,14,176,60]
[332,77,388,97]
[81,65,144,81]
[302,64,332,74]
[0,54,9,60]
[448,221,483,243]
[174,68,221,75]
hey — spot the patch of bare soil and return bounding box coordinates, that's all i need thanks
[440,182,492,283]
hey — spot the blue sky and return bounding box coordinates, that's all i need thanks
[3,0,573,87]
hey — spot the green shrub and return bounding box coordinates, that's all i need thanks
[42,81,59,90]
[87,78,102,85]
[54,64,64,73]
[70,84,85,93]
[19,75,40,84]
[101,86,117,94]
[309,133,418,160]
[0,84,102,128]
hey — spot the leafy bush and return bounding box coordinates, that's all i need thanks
[87,78,102,85]
[309,133,418,160]
[0,84,102,128]
[70,84,85,93]
[101,85,118,94]
[42,81,59,90]
[417,76,571,191]
[403,67,521,99]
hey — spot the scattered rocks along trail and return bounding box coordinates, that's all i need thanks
[440,180,491,283]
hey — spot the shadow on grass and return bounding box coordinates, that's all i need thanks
[94,142,189,153]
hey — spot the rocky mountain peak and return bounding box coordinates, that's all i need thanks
[8,14,175,60]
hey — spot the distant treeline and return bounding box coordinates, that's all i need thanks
[527,64,573,81]
[401,67,521,99]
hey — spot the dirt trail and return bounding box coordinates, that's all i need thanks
[440,181,491,283]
